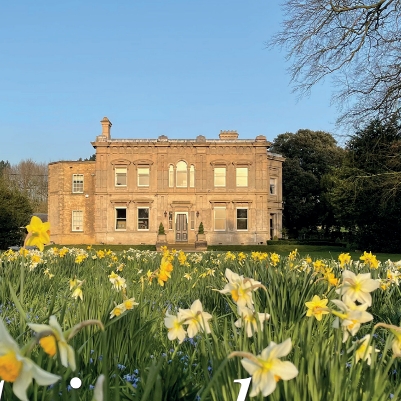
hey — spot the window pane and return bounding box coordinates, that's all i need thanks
[236,168,248,187]
[176,171,187,187]
[169,166,174,187]
[214,168,226,186]
[138,208,149,230]
[190,165,195,187]
[116,208,127,229]
[237,209,247,219]
[72,211,83,231]
[115,168,127,186]
[138,168,149,186]
[72,174,84,193]
[214,208,226,230]
[270,178,276,195]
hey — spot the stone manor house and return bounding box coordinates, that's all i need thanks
[48,117,284,246]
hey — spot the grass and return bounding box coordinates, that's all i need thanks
[1,247,401,400]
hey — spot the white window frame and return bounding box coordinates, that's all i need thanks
[115,168,127,187]
[236,167,248,187]
[115,207,127,230]
[214,167,226,187]
[138,207,150,231]
[270,178,277,195]
[236,208,248,231]
[72,174,84,193]
[214,207,226,231]
[72,210,83,231]
[137,167,150,187]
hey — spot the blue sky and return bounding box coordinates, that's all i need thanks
[1,1,340,165]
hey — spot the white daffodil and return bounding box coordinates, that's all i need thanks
[347,334,379,365]
[217,268,264,310]
[178,300,212,338]
[28,315,76,371]
[331,299,373,342]
[0,318,60,401]
[336,270,379,306]
[229,338,298,397]
[164,312,187,344]
[92,374,105,401]
[234,307,270,337]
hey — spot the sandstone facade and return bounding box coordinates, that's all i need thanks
[48,117,284,246]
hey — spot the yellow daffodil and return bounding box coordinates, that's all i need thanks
[72,287,83,301]
[347,334,379,365]
[288,249,298,261]
[305,295,330,321]
[178,300,212,338]
[234,307,270,337]
[270,253,280,266]
[323,268,339,287]
[336,270,380,306]
[360,251,379,269]
[229,338,298,397]
[0,319,60,401]
[313,260,326,272]
[123,297,139,310]
[25,216,50,252]
[164,312,187,343]
[217,268,264,311]
[28,315,76,370]
[338,252,351,268]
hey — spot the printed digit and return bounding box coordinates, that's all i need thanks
[234,377,252,401]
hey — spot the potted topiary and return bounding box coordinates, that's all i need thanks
[156,222,167,250]
[195,222,207,250]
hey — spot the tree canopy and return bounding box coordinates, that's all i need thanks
[0,178,33,250]
[331,118,401,252]
[269,0,401,128]
[270,129,344,238]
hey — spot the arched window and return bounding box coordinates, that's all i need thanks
[176,161,187,187]
[169,165,174,187]
[190,165,195,187]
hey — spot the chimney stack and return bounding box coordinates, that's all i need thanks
[100,117,112,139]
[219,130,239,140]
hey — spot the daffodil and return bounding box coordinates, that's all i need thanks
[305,295,330,321]
[347,334,379,365]
[109,305,126,319]
[336,270,379,306]
[338,252,351,268]
[229,338,298,397]
[270,252,280,266]
[331,299,373,342]
[217,268,264,311]
[25,216,50,252]
[164,312,187,343]
[374,323,401,357]
[178,300,212,338]
[92,374,105,401]
[0,318,60,401]
[234,307,270,337]
[28,315,76,370]
[360,251,379,269]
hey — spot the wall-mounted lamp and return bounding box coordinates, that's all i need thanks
[196,211,200,218]
[164,211,167,218]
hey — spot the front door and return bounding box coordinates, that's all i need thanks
[175,214,188,242]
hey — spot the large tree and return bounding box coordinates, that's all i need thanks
[331,118,401,252]
[0,178,33,250]
[271,129,344,238]
[269,1,401,128]
[4,159,48,213]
